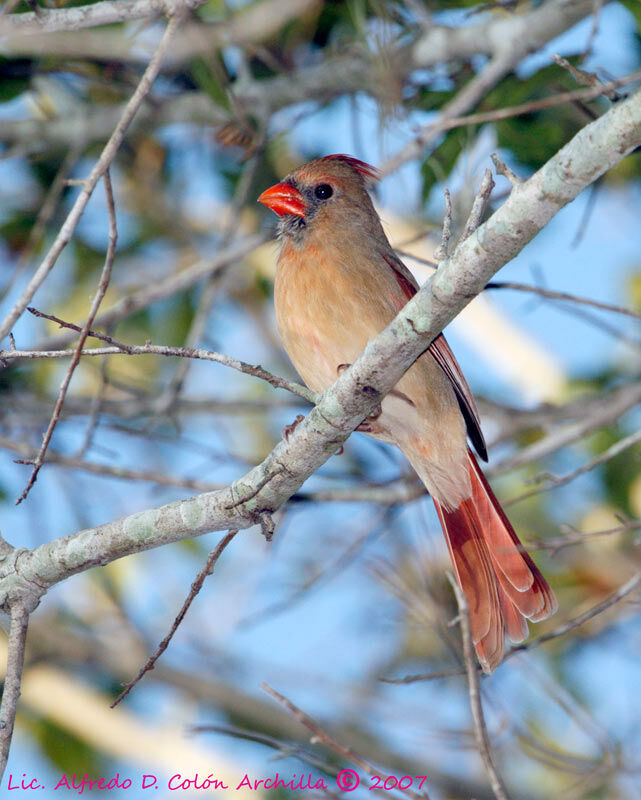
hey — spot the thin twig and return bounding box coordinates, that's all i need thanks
[434,189,452,262]
[490,153,522,187]
[111,529,238,707]
[506,427,641,507]
[389,567,641,685]
[428,67,641,135]
[490,383,641,475]
[0,8,185,343]
[446,575,511,800]
[529,516,641,556]
[191,723,337,775]
[2,437,225,492]
[0,604,30,782]
[31,232,268,353]
[486,280,641,320]
[154,148,264,415]
[461,168,495,240]
[380,666,467,684]
[507,570,641,659]
[261,683,431,800]
[552,53,603,92]
[75,347,111,458]
[16,170,118,505]
[11,308,317,402]
[382,49,519,175]
[397,250,641,320]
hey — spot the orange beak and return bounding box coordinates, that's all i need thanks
[258,182,306,218]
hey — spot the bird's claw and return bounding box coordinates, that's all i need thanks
[282,414,305,441]
[356,404,382,432]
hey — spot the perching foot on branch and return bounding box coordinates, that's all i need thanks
[281,414,305,442]
[337,363,382,433]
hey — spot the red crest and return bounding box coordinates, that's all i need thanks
[320,154,380,182]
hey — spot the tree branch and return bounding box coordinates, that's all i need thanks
[0,0,598,152]
[0,604,30,779]
[0,6,186,343]
[15,170,118,505]
[447,575,510,800]
[0,0,200,34]
[1,82,640,648]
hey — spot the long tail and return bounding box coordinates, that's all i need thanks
[433,450,557,673]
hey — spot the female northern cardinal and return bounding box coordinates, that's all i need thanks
[258,154,556,672]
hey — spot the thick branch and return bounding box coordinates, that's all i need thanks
[0,0,320,61]
[0,0,596,150]
[2,84,640,617]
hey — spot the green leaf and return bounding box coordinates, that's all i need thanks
[190,56,231,110]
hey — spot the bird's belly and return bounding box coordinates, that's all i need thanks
[277,312,371,394]
[275,259,389,394]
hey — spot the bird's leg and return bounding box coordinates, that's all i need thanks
[281,413,304,441]
[336,363,382,433]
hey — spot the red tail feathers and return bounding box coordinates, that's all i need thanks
[434,450,557,673]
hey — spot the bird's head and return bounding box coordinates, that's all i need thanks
[258,154,381,244]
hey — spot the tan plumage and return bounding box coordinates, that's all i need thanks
[259,154,557,672]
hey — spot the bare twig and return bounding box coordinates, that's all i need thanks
[0,8,185,343]
[154,149,264,415]
[441,68,641,126]
[404,67,641,146]
[0,0,201,34]
[192,723,337,775]
[552,53,603,92]
[434,189,452,262]
[31,232,268,354]
[0,604,30,781]
[16,170,118,505]
[508,570,641,659]
[529,516,641,556]
[506,427,641,507]
[382,49,518,176]
[261,684,431,800]
[380,666,467,684]
[490,383,641,475]
[490,153,522,187]
[399,249,641,321]
[486,280,641,320]
[447,574,511,800]
[2,437,224,492]
[75,349,110,458]
[111,529,238,707]
[2,314,317,404]
[461,169,495,240]
[389,567,641,685]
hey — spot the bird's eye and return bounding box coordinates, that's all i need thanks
[314,183,333,200]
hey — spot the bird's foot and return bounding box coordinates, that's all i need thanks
[356,405,382,433]
[337,363,382,433]
[282,414,304,441]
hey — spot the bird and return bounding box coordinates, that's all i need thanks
[258,154,557,672]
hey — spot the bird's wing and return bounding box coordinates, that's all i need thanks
[381,251,488,461]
